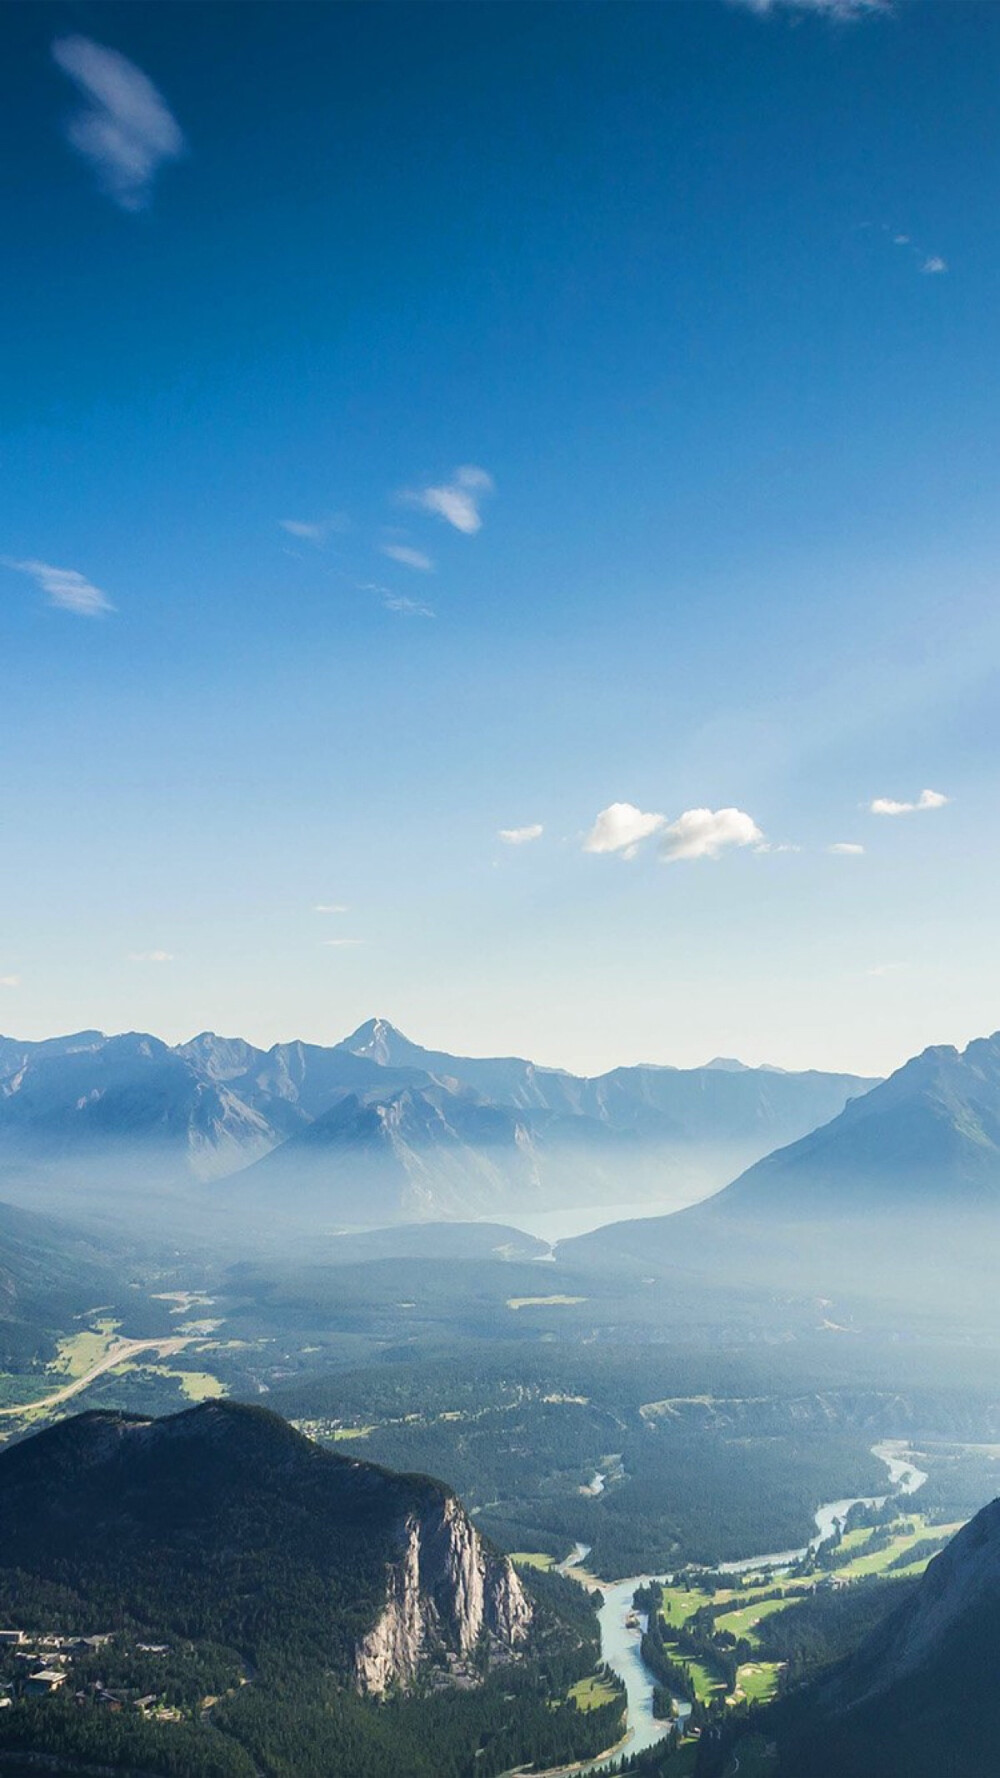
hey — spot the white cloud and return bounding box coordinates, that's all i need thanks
[322,938,365,948]
[382,593,434,618]
[0,976,20,990]
[499,824,544,846]
[404,465,494,535]
[279,514,348,543]
[829,841,865,855]
[583,802,668,858]
[3,558,114,616]
[381,544,435,573]
[659,807,763,863]
[51,36,184,212]
[922,256,948,275]
[731,0,887,15]
[314,903,349,914]
[128,950,173,963]
[869,788,949,816]
[893,234,911,245]
[583,801,762,862]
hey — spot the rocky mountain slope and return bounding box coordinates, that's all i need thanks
[0,1400,530,1694]
[766,1495,1000,1776]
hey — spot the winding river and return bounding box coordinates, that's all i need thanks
[552,1441,928,1775]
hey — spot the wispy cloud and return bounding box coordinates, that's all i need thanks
[881,227,948,277]
[869,788,949,816]
[278,515,349,544]
[3,558,114,617]
[314,903,350,914]
[499,824,544,846]
[583,801,762,862]
[829,841,865,855]
[0,976,20,990]
[867,961,907,977]
[51,36,185,212]
[128,950,173,963]
[381,543,435,573]
[403,466,494,535]
[382,593,434,618]
[322,938,365,948]
[659,807,763,863]
[731,0,888,16]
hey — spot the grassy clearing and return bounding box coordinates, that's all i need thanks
[567,1674,621,1711]
[734,1661,782,1704]
[512,1552,557,1571]
[713,1594,800,1642]
[833,1516,961,1580]
[330,1424,374,1440]
[49,1319,120,1379]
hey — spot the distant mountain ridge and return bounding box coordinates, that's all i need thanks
[558,1030,1000,1303]
[0,1019,877,1224]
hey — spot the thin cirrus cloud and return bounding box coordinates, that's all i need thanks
[829,842,865,855]
[128,950,173,963]
[51,36,185,212]
[583,801,763,863]
[3,558,114,617]
[314,904,349,915]
[499,824,544,846]
[869,788,949,816]
[382,593,434,619]
[381,544,435,573]
[922,256,948,275]
[0,976,20,990]
[322,938,365,948]
[278,515,349,544]
[732,0,887,15]
[403,466,494,535]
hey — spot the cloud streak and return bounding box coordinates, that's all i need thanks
[869,788,949,816]
[4,558,114,617]
[381,543,435,572]
[128,950,173,963]
[52,36,185,211]
[404,466,494,535]
[829,842,865,855]
[499,824,544,846]
[732,0,888,16]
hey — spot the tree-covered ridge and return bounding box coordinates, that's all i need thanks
[0,1400,619,1777]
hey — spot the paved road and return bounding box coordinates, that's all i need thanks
[0,1336,192,1418]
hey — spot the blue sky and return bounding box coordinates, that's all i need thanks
[2,0,999,1075]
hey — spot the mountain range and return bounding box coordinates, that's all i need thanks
[0,1018,876,1226]
[560,1030,1000,1303]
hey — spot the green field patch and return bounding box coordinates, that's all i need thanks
[714,1594,801,1643]
[49,1320,120,1379]
[567,1673,621,1711]
[512,1552,557,1571]
[734,1661,782,1705]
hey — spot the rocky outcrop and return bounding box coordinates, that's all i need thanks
[354,1493,532,1695]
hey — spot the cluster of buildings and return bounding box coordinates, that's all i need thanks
[0,1630,179,1721]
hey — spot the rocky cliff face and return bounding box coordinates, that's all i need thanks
[355,1492,532,1695]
